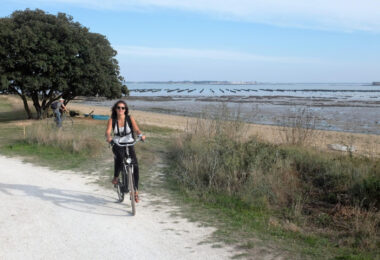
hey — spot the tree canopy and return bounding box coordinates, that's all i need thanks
[0,9,128,118]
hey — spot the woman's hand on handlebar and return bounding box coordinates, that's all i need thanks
[138,134,146,142]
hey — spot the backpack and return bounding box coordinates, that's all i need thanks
[50,102,59,110]
[112,116,135,138]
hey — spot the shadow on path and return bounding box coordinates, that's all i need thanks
[0,182,132,217]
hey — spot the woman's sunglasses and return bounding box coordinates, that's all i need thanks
[117,106,126,110]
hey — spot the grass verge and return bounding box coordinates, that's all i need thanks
[166,114,380,259]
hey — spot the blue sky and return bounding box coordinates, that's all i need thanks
[1,0,380,82]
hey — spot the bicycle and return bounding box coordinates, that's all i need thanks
[112,136,143,216]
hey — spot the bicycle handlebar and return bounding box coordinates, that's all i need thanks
[111,136,143,147]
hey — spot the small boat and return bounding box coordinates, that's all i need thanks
[91,115,109,120]
[84,110,94,117]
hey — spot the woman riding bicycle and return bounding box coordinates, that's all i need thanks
[105,100,145,203]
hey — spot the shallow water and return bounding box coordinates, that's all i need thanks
[84,83,380,135]
[128,82,380,102]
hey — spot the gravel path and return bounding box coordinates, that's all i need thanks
[0,156,238,259]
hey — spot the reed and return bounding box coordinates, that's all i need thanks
[276,106,320,146]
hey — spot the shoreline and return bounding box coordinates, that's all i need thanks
[76,100,379,136]
[69,101,380,157]
[76,95,380,135]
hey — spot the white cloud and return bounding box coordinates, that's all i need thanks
[115,45,322,64]
[15,0,380,32]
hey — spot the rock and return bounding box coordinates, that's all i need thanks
[268,217,280,228]
[328,144,356,152]
[283,221,302,233]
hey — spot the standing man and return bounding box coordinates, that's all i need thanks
[51,98,68,127]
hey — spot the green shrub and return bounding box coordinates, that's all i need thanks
[168,115,380,250]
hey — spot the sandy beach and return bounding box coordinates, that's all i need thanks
[68,101,380,157]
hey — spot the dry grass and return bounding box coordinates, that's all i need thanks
[24,120,103,156]
[276,106,321,146]
[331,204,380,250]
[171,110,306,209]
[185,104,249,141]
[168,107,380,252]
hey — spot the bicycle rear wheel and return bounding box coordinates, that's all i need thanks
[128,165,136,216]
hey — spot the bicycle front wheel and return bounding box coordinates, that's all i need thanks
[116,172,125,202]
[128,165,136,216]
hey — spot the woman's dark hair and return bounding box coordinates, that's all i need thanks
[111,100,129,119]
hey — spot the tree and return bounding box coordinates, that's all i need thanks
[0,9,128,119]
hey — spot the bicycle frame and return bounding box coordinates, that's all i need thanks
[120,148,134,193]
[113,137,142,216]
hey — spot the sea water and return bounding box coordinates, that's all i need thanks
[85,83,380,134]
[127,82,380,102]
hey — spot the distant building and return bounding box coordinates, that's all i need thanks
[373,82,380,86]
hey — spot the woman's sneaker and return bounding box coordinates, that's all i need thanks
[112,177,118,185]
[134,192,139,203]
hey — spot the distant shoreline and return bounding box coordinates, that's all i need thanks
[125,81,371,85]
[126,81,258,85]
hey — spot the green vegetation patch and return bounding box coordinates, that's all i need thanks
[3,142,89,169]
[166,116,380,259]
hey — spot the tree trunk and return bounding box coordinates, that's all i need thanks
[20,95,32,119]
[9,85,33,119]
[42,93,61,119]
[64,96,73,105]
[41,89,54,118]
[31,93,42,119]
[42,100,52,118]
[42,107,49,118]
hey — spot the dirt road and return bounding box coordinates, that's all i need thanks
[0,156,238,259]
